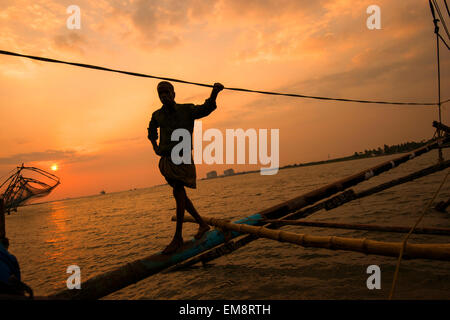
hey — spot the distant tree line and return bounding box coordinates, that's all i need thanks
[353,140,427,158]
[280,139,430,170]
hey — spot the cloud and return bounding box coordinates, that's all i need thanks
[224,0,357,63]
[101,136,144,145]
[222,0,327,20]
[100,0,326,52]
[98,0,218,48]
[0,149,97,165]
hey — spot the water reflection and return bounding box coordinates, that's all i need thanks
[5,150,450,298]
[44,202,69,261]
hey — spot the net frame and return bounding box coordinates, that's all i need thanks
[0,165,60,214]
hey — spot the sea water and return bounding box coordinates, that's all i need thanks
[5,150,450,299]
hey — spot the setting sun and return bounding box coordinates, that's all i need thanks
[51,164,58,171]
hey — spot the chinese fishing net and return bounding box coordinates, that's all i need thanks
[0,165,60,214]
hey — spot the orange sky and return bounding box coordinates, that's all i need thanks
[0,0,449,201]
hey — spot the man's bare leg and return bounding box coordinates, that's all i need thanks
[185,196,210,239]
[162,184,186,254]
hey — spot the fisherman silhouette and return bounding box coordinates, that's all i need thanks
[0,198,33,299]
[0,237,33,299]
[148,81,224,254]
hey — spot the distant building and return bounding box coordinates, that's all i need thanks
[224,168,235,176]
[206,171,218,179]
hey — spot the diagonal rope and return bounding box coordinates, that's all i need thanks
[0,49,445,107]
[438,32,450,49]
[433,0,450,40]
[388,168,449,299]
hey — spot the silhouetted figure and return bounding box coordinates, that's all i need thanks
[0,237,33,299]
[148,81,224,254]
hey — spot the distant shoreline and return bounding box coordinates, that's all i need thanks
[201,150,408,181]
[202,139,435,180]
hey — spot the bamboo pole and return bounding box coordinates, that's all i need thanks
[169,148,450,271]
[228,136,448,224]
[175,216,450,261]
[264,220,450,236]
[283,158,450,221]
[176,215,450,236]
[356,160,449,199]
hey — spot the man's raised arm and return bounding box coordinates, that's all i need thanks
[190,83,224,120]
[209,82,224,102]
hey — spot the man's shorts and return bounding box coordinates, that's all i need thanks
[158,156,197,189]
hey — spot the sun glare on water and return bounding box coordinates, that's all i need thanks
[51,164,58,171]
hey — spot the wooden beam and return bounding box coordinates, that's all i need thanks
[169,143,450,271]
[177,215,450,236]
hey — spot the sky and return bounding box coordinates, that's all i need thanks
[0,0,449,201]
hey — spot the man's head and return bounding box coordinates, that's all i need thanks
[157,81,175,106]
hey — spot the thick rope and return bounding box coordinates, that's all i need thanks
[388,168,449,299]
[433,0,450,41]
[430,0,446,160]
[436,30,444,162]
[0,49,447,106]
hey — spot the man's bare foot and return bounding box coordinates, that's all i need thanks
[162,237,184,254]
[194,224,210,239]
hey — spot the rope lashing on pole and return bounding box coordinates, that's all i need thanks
[432,0,450,41]
[0,49,448,106]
